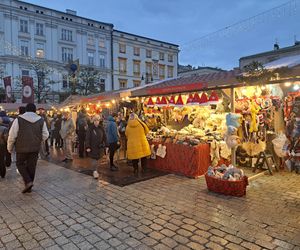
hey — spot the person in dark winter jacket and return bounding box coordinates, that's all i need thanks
[106,115,119,171]
[76,109,88,158]
[0,118,9,178]
[0,111,12,168]
[7,103,49,193]
[85,115,107,178]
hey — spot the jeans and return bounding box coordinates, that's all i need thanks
[16,152,39,184]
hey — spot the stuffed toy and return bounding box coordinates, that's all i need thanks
[207,166,215,176]
[210,140,220,167]
[226,113,242,128]
[222,167,244,180]
[249,102,260,133]
[224,125,240,149]
[220,141,231,159]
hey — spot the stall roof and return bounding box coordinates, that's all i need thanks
[264,54,300,69]
[0,103,51,112]
[80,80,168,103]
[131,69,241,97]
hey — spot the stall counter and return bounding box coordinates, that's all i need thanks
[147,142,229,178]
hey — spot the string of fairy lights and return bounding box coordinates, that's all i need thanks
[181,0,300,52]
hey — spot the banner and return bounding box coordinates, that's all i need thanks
[22,76,34,103]
[3,76,12,103]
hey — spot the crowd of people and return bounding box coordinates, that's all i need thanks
[0,104,151,194]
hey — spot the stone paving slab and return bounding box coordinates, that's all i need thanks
[0,160,299,249]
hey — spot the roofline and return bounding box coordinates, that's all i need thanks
[113,29,179,47]
[178,67,225,73]
[240,44,300,61]
[14,0,114,27]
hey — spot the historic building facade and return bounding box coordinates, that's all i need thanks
[0,0,179,102]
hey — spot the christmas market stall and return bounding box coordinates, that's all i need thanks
[131,69,241,178]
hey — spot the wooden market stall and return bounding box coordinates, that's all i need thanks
[130,69,242,178]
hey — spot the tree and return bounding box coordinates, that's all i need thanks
[75,67,104,96]
[15,58,56,103]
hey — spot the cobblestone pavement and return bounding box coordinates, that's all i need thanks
[0,161,299,250]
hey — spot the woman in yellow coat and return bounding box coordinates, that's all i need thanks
[126,113,151,174]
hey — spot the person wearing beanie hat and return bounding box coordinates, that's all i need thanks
[7,103,49,193]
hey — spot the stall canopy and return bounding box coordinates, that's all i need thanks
[131,69,241,97]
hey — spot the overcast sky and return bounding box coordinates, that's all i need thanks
[24,0,300,70]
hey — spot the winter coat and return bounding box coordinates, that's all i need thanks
[60,118,75,139]
[106,116,119,144]
[85,124,107,160]
[0,125,8,145]
[125,119,150,160]
[76,112,88,133]
[7,112,49,153]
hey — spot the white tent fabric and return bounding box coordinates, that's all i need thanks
[264,54,300,69]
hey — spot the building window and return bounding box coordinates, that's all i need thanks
[20,40,29,56]
[87,52,94,65]
[133,80,141,87]
[20,19,28,33]
[146,49,152,58]
[119,43,126,53]
[133,47,140,56]
[62,47,73,62]
[99,54,105,68]
[36,23,44,36]
[146,62,152,75]
[119,79,127,89]
[168,54,173,62]
[62,75,68,88]
[61,29,73,41]
[133,60,140,76]
[159,52,164,61]
[22,70,30,76]
[159,64,165,79]
[118,58,127,74]
[36,43,45,58]
[98,39,105,48]
[87,34,94,45]
[167,65,174,78]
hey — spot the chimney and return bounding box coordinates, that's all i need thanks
[66,9,77,15]
[274,43,279,50]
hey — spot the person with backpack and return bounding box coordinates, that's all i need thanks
[0,117,9,178]
[7,103,49,193]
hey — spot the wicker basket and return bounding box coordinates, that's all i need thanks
[205,174,248,197]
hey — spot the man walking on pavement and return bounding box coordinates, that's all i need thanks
[7,103,49,193]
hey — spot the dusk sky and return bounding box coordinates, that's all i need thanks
[24,0,300,70]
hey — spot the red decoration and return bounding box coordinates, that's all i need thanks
[186,94,194,105]
[192,93,201,105]
[168,95,175,106]
[199,92,209,106]
[208,91,219,105]
[155,97,161,106]
[175,94,184,107]
[146,97,155,107]
[160,96,168,107]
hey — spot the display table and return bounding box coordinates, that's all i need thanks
[146,142,228,178]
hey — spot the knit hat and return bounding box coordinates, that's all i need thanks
[186,94,194,106]
[192,93,201,105]
[199,92,209,106]
[175,94,184,107]
[208,91,219,105]
[160,96,168,107]
[168,96,176,106]
[155,97,161,107]
[146,97,154,107]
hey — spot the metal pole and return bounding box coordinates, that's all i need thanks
[230,87,236,166]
